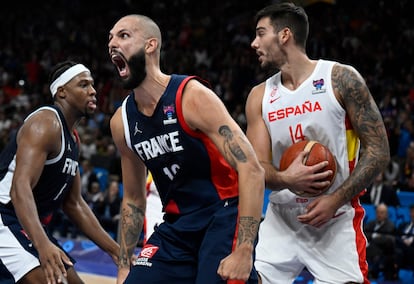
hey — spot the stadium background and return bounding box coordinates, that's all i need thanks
[1,0,413,283]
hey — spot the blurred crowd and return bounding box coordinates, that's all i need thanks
[364,203,414,280]
[2,1,414,280]
[1,0,414,227]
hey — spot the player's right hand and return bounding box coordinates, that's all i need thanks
[217,243,253,281]
[283,151,331,195]
[37,241,73,284]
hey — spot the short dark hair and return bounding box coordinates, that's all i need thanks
[48,60,78,85]
[255,2,309,49]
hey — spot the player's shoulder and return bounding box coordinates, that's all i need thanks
[27,106,58,118]
[245,82,266,114]
[110,106,123,128]
[17,107,62,147]
[24,107,61,131]
[183,75,210,91]
[181,76,217,104]
[331,61,361,79]
[248,81,266,100]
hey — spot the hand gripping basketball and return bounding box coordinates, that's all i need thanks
[279,140,337,197]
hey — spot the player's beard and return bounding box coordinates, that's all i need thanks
[261,60,279,75]
[122,48,146,90]
[261,39,283,74]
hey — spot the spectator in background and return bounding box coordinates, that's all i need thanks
[396,112,414,164]
[80,159,98,197]
[93,180,122,240]
[107,143,122,181]
[79,132,97,160]
[90,142,122,181]
[361,171,400,207]
[383,157,400,187]
[0,108,12,152]
[396,204,414,271]
[85,181,104,211]
[0,109,12,133]
[379,90,399,156]
[364,203,398,280]
[400,142,414,192]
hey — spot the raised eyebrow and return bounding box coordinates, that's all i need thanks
[108,28,126,40]
[117,28,130,36]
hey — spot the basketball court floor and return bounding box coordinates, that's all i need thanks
[63,237,412,284]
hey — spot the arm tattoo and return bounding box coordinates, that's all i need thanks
[218,125,247,166]
[118,203,145,269]
[237,216,260,246]
[332,64,390,203]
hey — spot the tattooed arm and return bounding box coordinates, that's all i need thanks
[297,63,390,227]
[182,79,265,281]
[110,108,147,284]
[331,63,390,204]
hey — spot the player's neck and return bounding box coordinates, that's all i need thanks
[280,58,317,91]
[54,102,78,131]
[133,73,171,116]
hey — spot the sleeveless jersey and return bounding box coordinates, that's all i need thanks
[262,60,360,204]
[0,106,79,221]
[121,74,238,216]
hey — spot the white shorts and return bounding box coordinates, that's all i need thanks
[0,211,74,283]
[0,216,40,282]
[255,201,369,284]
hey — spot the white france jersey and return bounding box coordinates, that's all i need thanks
[262,59,360,205]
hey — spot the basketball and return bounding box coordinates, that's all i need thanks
[279,140,337,197]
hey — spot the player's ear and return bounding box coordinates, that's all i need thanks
[145,38,158,53]
[55,86,66,99]
[279,27,291,44]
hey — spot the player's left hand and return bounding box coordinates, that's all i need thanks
[297,194,341,228]
[217,244,253,282]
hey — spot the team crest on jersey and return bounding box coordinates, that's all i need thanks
[133,244,159,267]
[312,78,326,94]
[163,104,177,125]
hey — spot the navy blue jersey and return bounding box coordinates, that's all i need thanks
[0,106,79,222]
[121,75,239,216]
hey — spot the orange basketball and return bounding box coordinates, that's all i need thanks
[279,140,337,197]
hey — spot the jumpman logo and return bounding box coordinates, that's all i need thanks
[134,122,142,135]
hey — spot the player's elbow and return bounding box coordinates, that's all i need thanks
[245,160,265,187]
[10,184,28,207]
[122,192,147,212]
[62,198,82,216]
[376,143,391,172]
[256,163,266,183]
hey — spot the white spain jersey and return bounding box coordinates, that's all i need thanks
[262,59,360,205]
